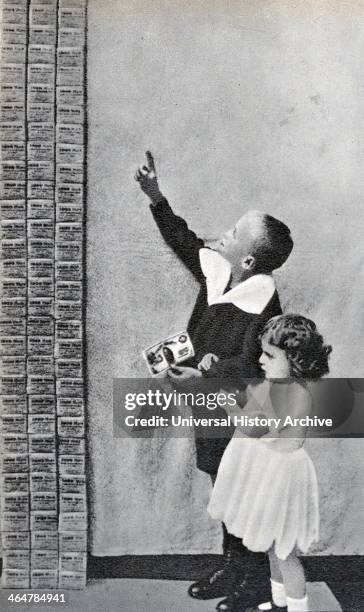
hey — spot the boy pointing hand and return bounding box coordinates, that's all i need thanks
[135,151,163,203]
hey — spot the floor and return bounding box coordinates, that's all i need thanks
[0,579,342,612]
[88,554,364,612]
[1,555,363,611]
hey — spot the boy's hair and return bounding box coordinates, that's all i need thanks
[261,314,332,379]
[253,215,293,273]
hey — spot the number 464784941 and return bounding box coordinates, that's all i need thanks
[8,594,66,603]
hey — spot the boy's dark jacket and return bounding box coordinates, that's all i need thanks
[151,198,282,474]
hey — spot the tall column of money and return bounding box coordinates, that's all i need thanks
[0,0,29,590]
[56,0,87,590]
[27,0,59,591]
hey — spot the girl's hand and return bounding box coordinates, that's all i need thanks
[234,410,270,438]
[263,437,305,453]
[197,353,219,372]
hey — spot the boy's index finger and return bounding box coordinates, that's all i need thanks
[145,150,156,173]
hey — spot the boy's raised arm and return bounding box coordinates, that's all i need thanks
[135,151,205,282]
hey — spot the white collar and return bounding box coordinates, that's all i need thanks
[199,248,275,314]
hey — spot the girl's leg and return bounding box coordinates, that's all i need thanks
[254,549,287,610]
[268,549,283,583]
[278,551,308,611]
[267,549,287,609]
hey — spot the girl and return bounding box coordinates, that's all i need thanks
[206,314,332,612]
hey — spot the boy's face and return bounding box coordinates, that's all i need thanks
[217,210,266,268]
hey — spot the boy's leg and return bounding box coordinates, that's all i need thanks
[215,548,271,611]
[189,444,269,604]
[188,473,244,600]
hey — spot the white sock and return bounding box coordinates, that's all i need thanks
[258,580,287,610]
[286,595,309,611]
[271,579,287,607]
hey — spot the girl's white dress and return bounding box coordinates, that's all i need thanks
[207,381,319,560]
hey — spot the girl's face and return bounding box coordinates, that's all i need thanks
[259,338,291,379]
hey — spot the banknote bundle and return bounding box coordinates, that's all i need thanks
[143,330,195,375]
[0,0,87,590]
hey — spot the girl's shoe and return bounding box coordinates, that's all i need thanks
[245,604,288,612]
[217,593,287,612]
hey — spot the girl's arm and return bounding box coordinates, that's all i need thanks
[223,384,270,438]
[221,386,248,420]
[261,383,312,452]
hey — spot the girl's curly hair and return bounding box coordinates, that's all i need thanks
[261,314,332,379]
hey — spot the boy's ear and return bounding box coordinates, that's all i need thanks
[241,255,256,271]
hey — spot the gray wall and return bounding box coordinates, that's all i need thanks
[87,0,364,555]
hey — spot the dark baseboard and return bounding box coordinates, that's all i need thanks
[87,553,364,582]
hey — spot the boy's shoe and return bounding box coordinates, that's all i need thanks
[188,551,242,600]
[215,579,258,611]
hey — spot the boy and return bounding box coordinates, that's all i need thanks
[135,152,293,611]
